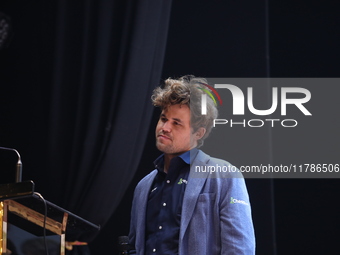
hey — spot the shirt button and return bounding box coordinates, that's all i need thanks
[166,180,170,183]
[163,202,166,206]
[159,225,162,229]
[153,248,156,252]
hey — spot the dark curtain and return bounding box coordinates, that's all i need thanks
[44,0,173,241]
[0,0,172,246]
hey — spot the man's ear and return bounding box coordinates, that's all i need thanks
[195,127,206,140]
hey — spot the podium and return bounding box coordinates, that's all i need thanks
[0,181,100,255]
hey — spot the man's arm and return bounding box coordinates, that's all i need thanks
[127,170,157,254]
[219,177,255,254]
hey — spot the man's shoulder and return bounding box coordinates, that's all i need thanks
[136,169,158,188]
[195,150,234,166]
[193,150,243,179]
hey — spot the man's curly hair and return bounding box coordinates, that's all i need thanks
[151,75,218,147]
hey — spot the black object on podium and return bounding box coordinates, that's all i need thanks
[0,181,100,255]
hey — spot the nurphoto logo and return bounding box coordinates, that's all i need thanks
[199,79,312,128]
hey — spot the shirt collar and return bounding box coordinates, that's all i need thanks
[154,148,199,171]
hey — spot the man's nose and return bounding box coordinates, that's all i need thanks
[161,121,171,132]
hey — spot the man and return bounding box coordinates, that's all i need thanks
[129,75,255,254]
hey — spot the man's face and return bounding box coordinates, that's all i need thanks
[155,104,199,156]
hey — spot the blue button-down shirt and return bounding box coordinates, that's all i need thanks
[145,149,198,255]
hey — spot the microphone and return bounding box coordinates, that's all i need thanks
[0,147,22,182]
[118,236,130,255]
